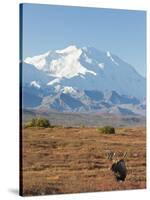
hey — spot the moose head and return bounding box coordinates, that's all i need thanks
[107,151,127,182]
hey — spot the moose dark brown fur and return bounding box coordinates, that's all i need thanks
[111,159,127,181]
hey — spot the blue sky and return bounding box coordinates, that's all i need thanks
[21,3,146,77]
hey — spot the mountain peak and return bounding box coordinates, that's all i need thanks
[55,45,79,54]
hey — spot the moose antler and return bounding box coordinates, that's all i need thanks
[107,151,127,162]
[122,152,127,159]
[107,151,116,161]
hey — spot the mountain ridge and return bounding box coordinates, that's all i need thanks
[22,45,146,115]
[24,45,145,99]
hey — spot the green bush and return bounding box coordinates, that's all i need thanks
[24,117,51,128]
[80,124,85,128]
[97,126,115,134]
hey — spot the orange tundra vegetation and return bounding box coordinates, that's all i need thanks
[21,126,146,196]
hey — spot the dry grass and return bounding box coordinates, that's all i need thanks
[21,126,146,196]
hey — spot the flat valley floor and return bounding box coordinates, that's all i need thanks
[21,127,146,196]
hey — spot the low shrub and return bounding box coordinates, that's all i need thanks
[80,125,85,128]
[24,117,51,128]
[24,121,33,128]
[97,126,115,134]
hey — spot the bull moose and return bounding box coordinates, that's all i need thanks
[107,152,127,182]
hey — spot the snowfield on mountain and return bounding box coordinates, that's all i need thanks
[22,45,146,115]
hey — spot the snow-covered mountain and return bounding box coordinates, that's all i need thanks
[22,45,146,115]
[24,45,145,99]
